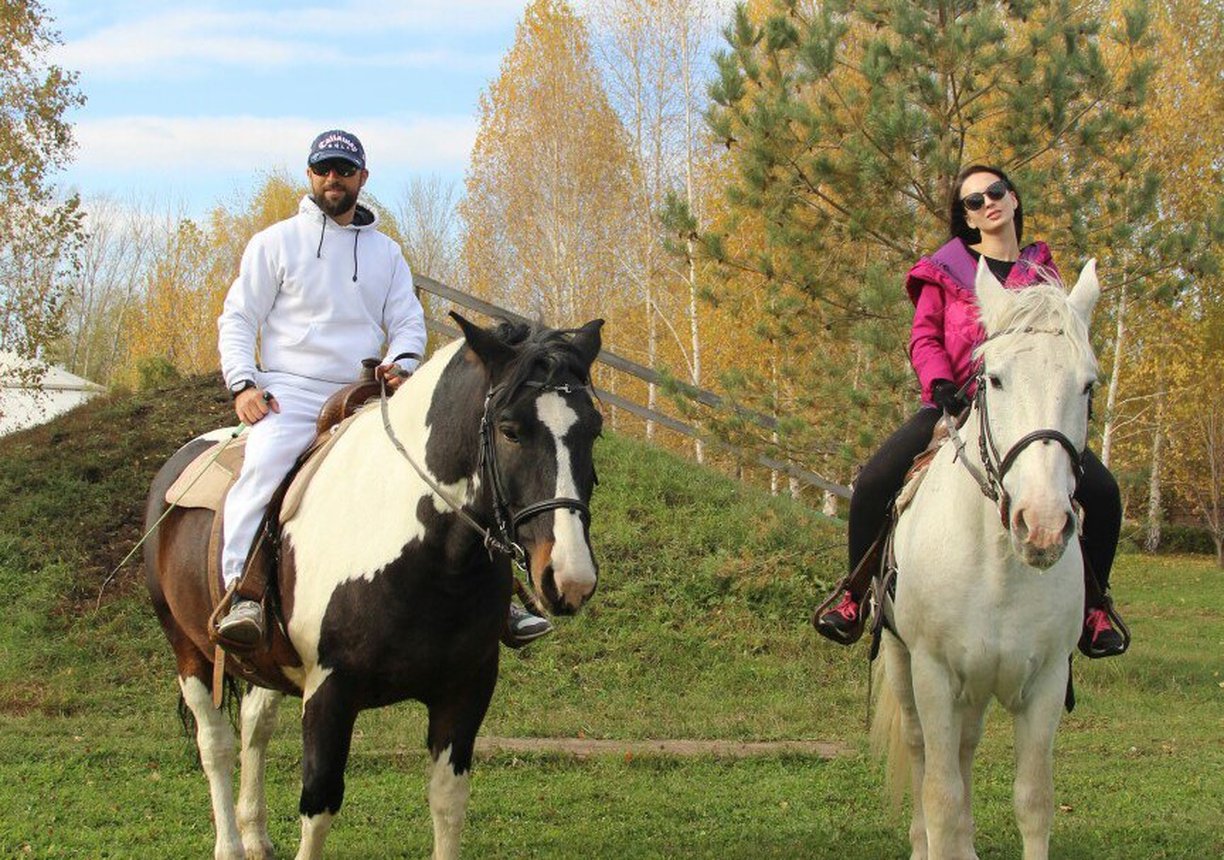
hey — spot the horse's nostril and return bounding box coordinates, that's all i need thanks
[1013,511,1030,542]
[1061,513,1077,543]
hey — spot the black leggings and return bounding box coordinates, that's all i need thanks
[847,407,1121,595]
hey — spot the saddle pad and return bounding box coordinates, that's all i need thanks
[165,433,248,510]
[894,421,951,516]
[166,405,370,518]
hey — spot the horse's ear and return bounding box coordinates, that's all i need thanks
[974,257,1011,331]
[451,312,515,374]
[571,319,604,371]
[1067,258,1100,322]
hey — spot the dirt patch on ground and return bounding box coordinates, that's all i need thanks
[473,736,848,759]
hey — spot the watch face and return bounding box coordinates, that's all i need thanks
[230,380,251,395]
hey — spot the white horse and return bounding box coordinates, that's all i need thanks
[872,259,1101,860]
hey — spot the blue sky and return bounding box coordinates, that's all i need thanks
[44,0,533,218]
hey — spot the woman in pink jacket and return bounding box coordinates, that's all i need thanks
[815,165,1126,658]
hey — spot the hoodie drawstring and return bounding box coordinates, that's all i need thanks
[316,212,361,283]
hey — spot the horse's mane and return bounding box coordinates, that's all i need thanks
[489,320,593,409]
[974,273,1098,374]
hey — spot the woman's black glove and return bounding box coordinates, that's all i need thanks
[931,379,968,416]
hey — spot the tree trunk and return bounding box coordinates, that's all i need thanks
[1100,283,1127,468]
[681,14,703,465]
[1144,379,1166,552]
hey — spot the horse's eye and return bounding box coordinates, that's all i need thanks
[988,375,1003,390]
[499,423,520,444]
[1082,381,1094,395]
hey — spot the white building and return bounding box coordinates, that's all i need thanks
[0,351,106,436]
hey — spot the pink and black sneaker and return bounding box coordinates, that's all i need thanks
[1079,607,1125,658]
[815,590,866,645]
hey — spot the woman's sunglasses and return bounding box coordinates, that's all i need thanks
[961,179,1009,211]
[310,160,359,178]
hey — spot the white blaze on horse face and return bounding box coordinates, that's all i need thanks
[535,390,597,606]
[284,340,478,669]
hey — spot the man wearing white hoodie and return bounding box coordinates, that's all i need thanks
[216,130,553,649]
[215,129,425,644]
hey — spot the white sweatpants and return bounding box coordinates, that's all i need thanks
[221,374,338,587]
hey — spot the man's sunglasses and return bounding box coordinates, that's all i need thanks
[961,179,1009,211]
[310,160,359,178]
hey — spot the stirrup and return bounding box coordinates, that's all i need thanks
[1079,594,1130,659]
[209,583,266,653]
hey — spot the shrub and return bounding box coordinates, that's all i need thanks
[136,357,180,390]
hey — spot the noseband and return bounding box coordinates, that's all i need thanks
[947,326,1086,529]
[479,380,592,564]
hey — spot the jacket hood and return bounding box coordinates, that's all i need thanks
[298,195,379,230]
[906,238,1054,305]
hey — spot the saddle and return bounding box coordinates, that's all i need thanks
[166,363,384,684]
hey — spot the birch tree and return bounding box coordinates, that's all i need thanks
[0,0,85,370]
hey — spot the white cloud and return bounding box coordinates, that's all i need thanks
[49,3,524,78]
[71,115,477,174]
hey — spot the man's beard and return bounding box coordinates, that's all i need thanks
[312,186,358,218]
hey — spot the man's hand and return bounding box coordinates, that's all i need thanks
[375,363,411,392]
[235,387,279,424]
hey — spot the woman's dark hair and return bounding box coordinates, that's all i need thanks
[948,164,1023,245]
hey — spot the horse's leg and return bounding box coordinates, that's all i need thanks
[180,673,244,860]
[295,675,358,860]
[958,702,989,860]
[237,685,282,860]
[427,655,499,860]
[910,652,972,860]
[1012,661,1069,860]
[883,636,928,860]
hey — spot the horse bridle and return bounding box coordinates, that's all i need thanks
[379,376,592,567]
[945,326,1086,529]
[478,380,592,565]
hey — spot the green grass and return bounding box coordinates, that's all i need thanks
[0,377,1221,858]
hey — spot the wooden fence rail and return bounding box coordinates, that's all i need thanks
[414,274,851,500]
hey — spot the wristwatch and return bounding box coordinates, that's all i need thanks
[229,379,256,400]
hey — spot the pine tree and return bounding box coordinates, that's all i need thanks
[684,0,1185,487]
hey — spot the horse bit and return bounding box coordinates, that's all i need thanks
[941,326,1086,529]
[379,377,591,567]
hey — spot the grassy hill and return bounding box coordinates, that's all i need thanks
[0,376,1220,858]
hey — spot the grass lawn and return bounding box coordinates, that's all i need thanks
[0,378,1220,857]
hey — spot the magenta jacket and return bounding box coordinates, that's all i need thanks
[906,237,1058,406]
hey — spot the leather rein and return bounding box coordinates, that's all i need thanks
[943,325,1086,529]
[378,377,591,568]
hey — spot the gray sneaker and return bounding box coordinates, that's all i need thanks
[217,597,264,646]
[504,603,552,649]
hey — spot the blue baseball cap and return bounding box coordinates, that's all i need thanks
[307,129,365,169]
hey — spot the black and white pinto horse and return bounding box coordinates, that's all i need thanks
[145,314,604,859]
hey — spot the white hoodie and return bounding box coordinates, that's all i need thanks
[218,196,427,390]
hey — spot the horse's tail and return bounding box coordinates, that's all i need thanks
[869,647,910,811]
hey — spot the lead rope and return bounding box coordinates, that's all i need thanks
[96,423,248,609]
[376,379,525,566]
